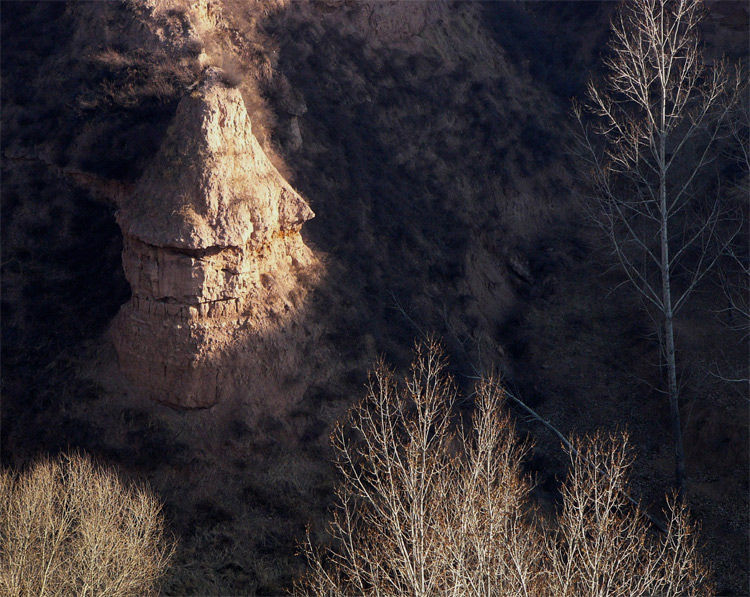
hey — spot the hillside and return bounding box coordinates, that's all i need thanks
[1,1,748,594]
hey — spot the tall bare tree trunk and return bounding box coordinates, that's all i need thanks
[658,39,686,496]
[660,149,685,496]
[575,0,742,497]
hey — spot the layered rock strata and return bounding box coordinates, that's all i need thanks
[112,68,315,408]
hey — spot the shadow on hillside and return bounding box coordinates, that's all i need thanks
[479,1,606,100]
[0,0,193,466]
[0,2,191,179]
[263,10,573,382]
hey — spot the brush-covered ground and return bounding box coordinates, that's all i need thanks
[1,1,747,594]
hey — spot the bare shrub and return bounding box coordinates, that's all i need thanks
[547,433,713,596]
[0,451,174,596]
[298,340,713,596]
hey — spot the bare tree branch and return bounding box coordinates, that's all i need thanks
[573,0,743,496]
[297,342,713,596]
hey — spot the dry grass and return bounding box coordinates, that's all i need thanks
[0,451,174,597]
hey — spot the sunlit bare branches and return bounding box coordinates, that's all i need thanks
[297,342,713,596]
[0,452,174,597]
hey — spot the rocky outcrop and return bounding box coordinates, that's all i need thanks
[112,68,316,408]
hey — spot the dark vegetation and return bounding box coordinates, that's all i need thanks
[0,162,128,451]
[480,1,606,100]
[263,7,575,380]
[1,2,191,179]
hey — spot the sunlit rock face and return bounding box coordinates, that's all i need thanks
[112,68,315,408]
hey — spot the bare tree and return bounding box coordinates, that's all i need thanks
[547,433,712,597]
[574,0,743,496]
[297,341,713,596]
[0,451,174,597]
[298,339,544,597]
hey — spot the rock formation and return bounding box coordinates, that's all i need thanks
[112,67,316,408]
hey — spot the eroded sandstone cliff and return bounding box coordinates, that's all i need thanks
[112,67,316,408]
